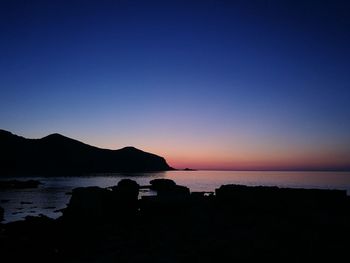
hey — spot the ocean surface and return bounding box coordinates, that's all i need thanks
[1,170,350,223]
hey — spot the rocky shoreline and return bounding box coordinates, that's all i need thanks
[1,179,350,262]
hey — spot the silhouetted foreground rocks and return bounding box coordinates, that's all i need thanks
[149,178,190,197]
[1,179,350,262]
[62,179,139,223]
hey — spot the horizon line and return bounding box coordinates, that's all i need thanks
[174,169,350,172]
[2,128,350,172]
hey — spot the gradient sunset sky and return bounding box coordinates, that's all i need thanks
[1,0,349,170]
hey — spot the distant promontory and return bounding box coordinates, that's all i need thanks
[0,129,174,176]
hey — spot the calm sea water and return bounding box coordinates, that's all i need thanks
[1,170,350,223]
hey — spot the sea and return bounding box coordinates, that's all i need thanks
[1,170,350,223]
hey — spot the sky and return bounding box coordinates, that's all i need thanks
[1,0,350,170]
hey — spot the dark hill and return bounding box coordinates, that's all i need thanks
[0,130,173,176]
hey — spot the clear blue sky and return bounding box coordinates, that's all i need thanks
[1,0,349,170]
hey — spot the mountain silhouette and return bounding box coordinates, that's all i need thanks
[0,129,173,176]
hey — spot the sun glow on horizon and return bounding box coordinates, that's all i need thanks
[1,1,349,172]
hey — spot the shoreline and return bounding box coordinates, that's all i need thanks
[1,179,350,262]
[1,171,350,223]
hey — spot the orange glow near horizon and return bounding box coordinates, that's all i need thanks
[88,137,350,171]
[2,0,350,173]
[17,129,350,171]
[165,153,350,171]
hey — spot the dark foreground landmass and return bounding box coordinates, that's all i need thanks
[0,129,173,176]
[1,179,350,262]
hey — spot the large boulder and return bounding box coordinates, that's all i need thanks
[110,179,140,215]
[150,179,190,199]
[62,186,114,222]
[142,179,190,215]
[111,179,140,200]
[150,179,190,198]
[149,179,176,191]
[62,179,140,223]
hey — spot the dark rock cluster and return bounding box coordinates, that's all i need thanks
[1,179,350,263]
[62,179,140,223]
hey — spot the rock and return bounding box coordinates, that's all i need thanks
[150,179,190,198]
[142,180,190,215]
[2,180,350,263]
[62,186,114,222]
[62,179,140,223]
[110,179,140,216]
[111,179,140,200]
[149,179,176,191]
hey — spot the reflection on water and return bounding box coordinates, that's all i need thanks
[1,171,350,222]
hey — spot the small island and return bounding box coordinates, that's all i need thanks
[183,168,196,171]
